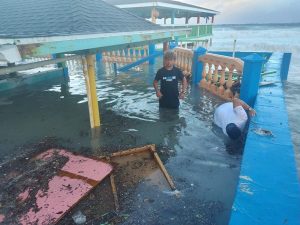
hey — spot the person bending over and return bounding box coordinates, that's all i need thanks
[153,50,187,109]
[214,97,256,140]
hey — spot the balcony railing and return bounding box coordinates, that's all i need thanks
[173,47,244,100]
[199,53,244,100]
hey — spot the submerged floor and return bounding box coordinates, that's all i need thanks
[0,57,242,225]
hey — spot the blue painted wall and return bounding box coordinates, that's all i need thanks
[209,51,272,61]
[229,53,300,225]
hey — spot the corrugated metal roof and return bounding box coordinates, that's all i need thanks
[0,0,165,38]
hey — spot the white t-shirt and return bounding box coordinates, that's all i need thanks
[213,102,248,136]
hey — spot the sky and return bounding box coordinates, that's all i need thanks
[181,0,300,24]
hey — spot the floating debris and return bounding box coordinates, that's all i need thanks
[123,128,139,132]
[132,66,143,72]
[259,81,278,87]
[72,211,86,225]
[163,189,182,198]
[252,128,274,137]
[261,70,277,76]
[0,149,113,225]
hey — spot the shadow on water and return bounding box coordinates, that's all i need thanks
[0,57,243,225]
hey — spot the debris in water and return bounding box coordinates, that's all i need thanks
[123,128,139,132]
[259,81,277,87]
[72,211,86,225]
[163,189,182,198]
[1,149,113,225]
[252,128,274,137]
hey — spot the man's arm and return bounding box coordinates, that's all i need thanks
[153,80,162,98]
[232,97,256,116]
[179,76,187,99]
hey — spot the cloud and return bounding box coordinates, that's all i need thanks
[182,0,300,24]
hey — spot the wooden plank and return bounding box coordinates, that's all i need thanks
[110,145,154,157]
[21,30,187,57]
[0,55,80,75]
[153,151,176,190]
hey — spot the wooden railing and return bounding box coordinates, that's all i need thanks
[161,24,213,39]
[199,53,244,100]
[102,46,149,64]
[173,47,193,77]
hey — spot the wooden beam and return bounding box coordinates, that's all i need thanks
[15,30,189,57]
[0,54,80,76]
[82,54,100,129]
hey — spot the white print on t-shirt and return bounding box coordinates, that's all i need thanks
[163,76,176,82]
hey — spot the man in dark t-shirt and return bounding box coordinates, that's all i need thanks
[153,51,187,109]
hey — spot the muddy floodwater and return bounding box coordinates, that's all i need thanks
[0,57,243,225]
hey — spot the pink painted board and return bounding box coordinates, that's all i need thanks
[19,175,92,225]
[16,149,113,225]
[0,214,5,223]
[35,149,113,181]
[18,188,30,202]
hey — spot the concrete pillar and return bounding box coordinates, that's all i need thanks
[96,51,102,62]
[148,43,155,65]
[280,53,292,81]
[240,54,265,107]
[191,47,207,85]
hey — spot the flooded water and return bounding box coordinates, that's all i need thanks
[0,23,299,225]
[211,23,300,178]
[0,56,240,224]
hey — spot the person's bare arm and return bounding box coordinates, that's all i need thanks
[153,80,162,98]
[232,97,256,116]
[179,76,187,99]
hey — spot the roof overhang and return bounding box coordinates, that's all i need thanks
[0,28,190,57]
[116,2,219,18]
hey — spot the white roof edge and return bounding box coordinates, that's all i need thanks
[116,2,219,15]
[0,28,191,45]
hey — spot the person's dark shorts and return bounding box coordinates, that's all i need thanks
[159,96,179,109]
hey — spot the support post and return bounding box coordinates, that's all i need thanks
[82,54,100,129]
[185,17,189,24]
[96,51,102,62]
[191,47,206,85]
[171,10,175,25]
[240,54,265,107]
[163,42,169,52]
[280,52,291,81]
[148,43,155,65]
[151,8,158,23]
[169,40,177,49]
[56,53,69,78]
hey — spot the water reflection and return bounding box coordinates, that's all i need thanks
[0,58,241,225]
